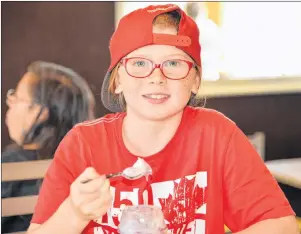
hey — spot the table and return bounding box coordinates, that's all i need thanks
[265,158,301,189]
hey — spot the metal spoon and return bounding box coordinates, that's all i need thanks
[81,158,152,183]
[106,167,149,180]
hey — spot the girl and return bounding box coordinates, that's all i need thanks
[27,4,298,234]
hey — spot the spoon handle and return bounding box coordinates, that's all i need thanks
[81,172,122,184]
[106,172,122,179]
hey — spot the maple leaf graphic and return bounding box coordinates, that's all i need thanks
[159,177,205,228]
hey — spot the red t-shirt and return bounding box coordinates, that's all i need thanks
[31,106,294,234]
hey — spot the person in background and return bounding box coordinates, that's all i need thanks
[1,61,96,233]
[27,4,299,234]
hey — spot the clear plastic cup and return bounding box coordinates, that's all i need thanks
[118,205,168,234]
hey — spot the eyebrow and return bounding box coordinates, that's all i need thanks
[163,54,192,61]
[125,54,150,59]
[126,54,192,61]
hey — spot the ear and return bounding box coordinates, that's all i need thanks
[191,71,201,94]
[114,72,123,94]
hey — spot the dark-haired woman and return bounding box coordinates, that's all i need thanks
[1,61,96,233]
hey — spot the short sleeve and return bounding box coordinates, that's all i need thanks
[223,126,295,232]
[31,127,90,224]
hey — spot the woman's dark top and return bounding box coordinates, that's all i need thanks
[1,145,42,233]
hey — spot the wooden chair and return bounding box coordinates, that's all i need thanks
[2,160,52,234]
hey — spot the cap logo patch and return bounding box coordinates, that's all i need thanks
[153,33,191,47]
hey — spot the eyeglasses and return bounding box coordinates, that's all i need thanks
[121,57,196,80]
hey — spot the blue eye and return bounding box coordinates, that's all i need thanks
[132,60,146,67]
[165,60,180,67]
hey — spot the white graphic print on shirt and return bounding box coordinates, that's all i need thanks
[93,172,207,234]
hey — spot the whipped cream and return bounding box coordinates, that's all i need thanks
[123,158,152,179]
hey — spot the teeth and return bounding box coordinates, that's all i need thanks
[145,94,168,99]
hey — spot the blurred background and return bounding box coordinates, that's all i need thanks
[1,1,301,232]
[2,1,301,160]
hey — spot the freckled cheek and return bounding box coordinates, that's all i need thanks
[170,81,192,97]
[122,80,145,97]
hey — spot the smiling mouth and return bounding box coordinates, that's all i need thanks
[142,94,170,99]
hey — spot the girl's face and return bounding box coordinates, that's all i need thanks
[5,72,45,145]
[115,26,200,121]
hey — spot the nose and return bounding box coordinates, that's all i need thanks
[148,67,166,85]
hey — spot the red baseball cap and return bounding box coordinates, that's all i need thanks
[101,4,201,112]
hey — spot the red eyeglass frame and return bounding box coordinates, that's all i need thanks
[120,57,196,80]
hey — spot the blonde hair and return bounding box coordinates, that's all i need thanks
[108,11,202,109]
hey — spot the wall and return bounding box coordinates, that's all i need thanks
[2,2,300,161]
[1,2,115,149]
[206,93,301,161]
